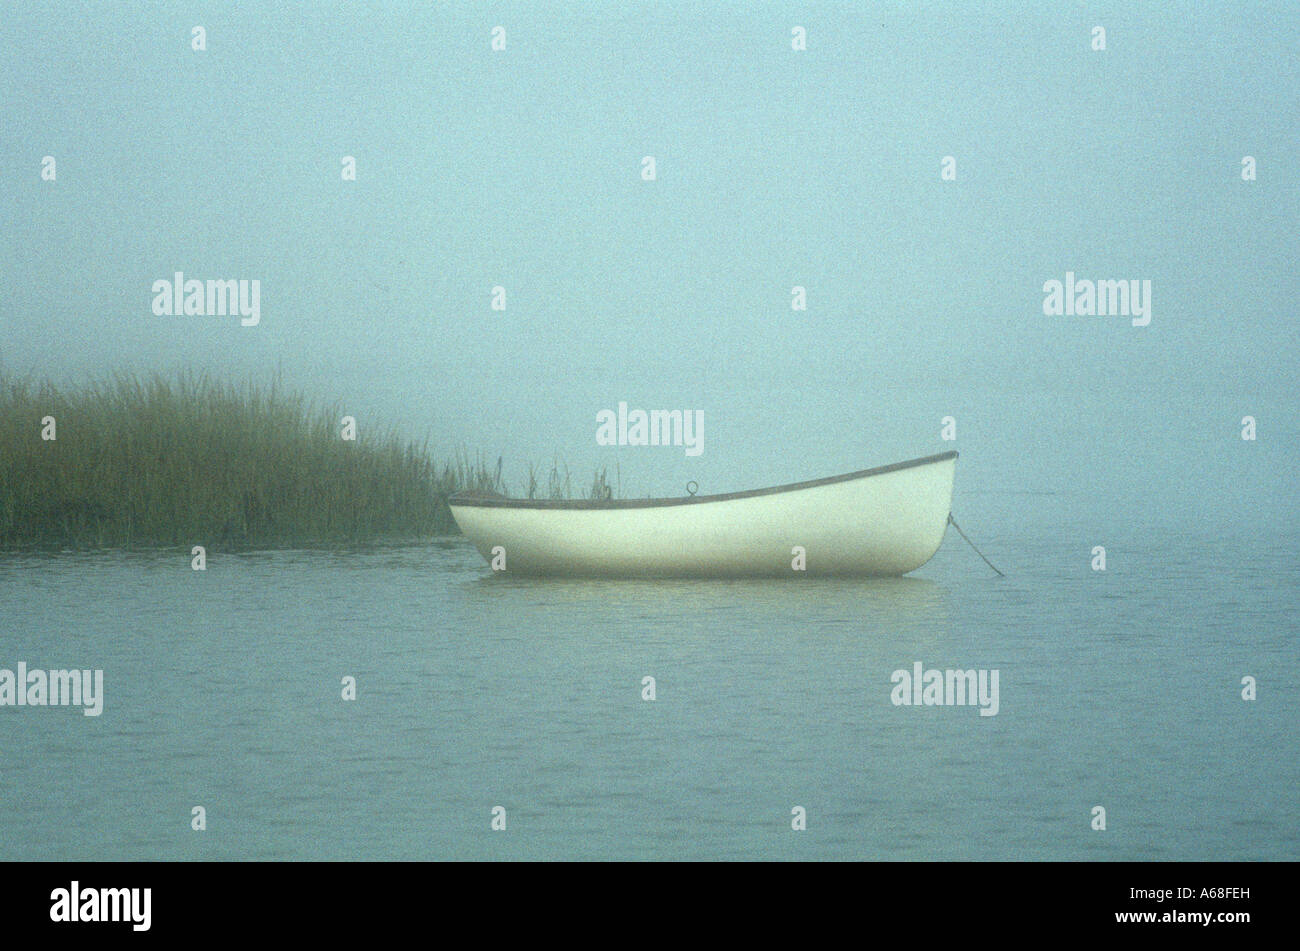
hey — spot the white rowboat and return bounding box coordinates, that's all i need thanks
[448,451,958,578]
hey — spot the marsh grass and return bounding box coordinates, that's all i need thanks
[0,372,511,550]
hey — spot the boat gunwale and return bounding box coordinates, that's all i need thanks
[448,450,958,510]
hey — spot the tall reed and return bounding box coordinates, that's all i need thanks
[0,372,506,550]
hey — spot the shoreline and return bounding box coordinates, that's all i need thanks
[0,372,511,551]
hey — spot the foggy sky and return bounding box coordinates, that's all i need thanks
[3,2,1296,535]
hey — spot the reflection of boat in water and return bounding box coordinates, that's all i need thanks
[448,452,957,578]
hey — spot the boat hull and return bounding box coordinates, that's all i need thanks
[449,452,957,578]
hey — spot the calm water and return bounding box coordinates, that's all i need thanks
[1,501,1295,861]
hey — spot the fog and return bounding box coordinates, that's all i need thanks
[3,2,1295,532]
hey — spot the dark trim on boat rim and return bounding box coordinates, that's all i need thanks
[448,451,958,510]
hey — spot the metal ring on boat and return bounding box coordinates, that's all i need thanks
[686,481,698,497]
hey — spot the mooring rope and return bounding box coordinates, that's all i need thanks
[947,513,1005,577]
